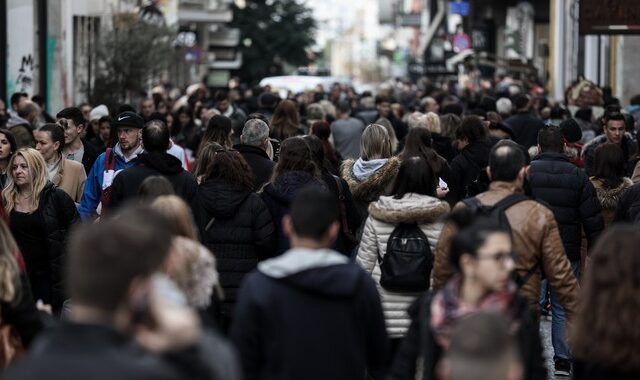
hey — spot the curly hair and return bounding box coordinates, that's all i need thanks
[570,225,640,372]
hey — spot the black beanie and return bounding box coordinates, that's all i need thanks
[559,119,582,143]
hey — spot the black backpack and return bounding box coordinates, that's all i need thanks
[462,151,490,197]
[461,193,542,286]
[378,223,433,292]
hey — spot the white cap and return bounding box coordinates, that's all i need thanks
[89,104,109,121]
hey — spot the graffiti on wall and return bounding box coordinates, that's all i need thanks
[14,54,35,93]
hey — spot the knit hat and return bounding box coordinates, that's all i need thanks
[559,118,582,143]
[114,111,144,129]
[89,104,109,121]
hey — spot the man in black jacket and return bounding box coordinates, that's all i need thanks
[528,126,604,376]
[110,119,198,209]
[4,206,240,380]
[505,94,545,149]
[231,188,388,380]
[234,118,275,190]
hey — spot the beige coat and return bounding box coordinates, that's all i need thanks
[356,193,449,338]
[52,158,86,203]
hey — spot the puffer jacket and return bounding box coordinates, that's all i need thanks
[260,171,325,256]
[194,179,276,317]
[340,157,401,223]
[529,152,604,261]
[589,176,633,227]
[446,137,497,204]
[356,194,449,338]
[432,181,579,318]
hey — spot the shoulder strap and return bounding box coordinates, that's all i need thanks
[103,148,116,172]
[461,196,483,211]
[491,193,529,214]
[332,175,356,241]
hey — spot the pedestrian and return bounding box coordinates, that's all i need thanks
[3,205,241,380]
[234,118,275,190]
[399,126,453,198]
[0,129,17,188]
[108,119,197,210]
[582,108,637,176]
[78,111,144,219]
[303,135,360,255]
[2,148,78,314]
[435,113,461,162]
[330,101,366,160]
[55,107,99,175]
[390,210,546,380]
[433,142,579,318]
[447,115,496,203]
[261,137,324,255]
[231,188,389,380]
[173,105,202,153]
[137,175,175,203]
[86,104,109,147]
[559,118,585,168]
[528,126,604,376]
[340,123,401,223]
[0,218,44,357]
[438,312,524,380]
[88,115,112,153]
[357,157,449,355]
[269,99,304,141]
[310,120,341,174]
[214,90,247,146]
[151,195,199,240]
[193,143,275,331]
[589,143,633,227]
[200,114,233,151]
[35,124,87,203]
[504,94,545,149]
[570,225,640,380]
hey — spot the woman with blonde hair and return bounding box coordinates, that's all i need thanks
[340,123,401,223]
[2,148,78,315]
[0,218,44,360]
[151,195,199,240]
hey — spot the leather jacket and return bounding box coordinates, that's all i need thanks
[432,181,579,318]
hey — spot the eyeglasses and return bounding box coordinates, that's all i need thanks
[477,251,515,265]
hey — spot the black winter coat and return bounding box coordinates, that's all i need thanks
[389,292,546,380]
[230,255,389,380]
[1,273,45,346]
[431,133,456,162]
[36,183,78,313]
[613,182,640,223]
[573,360,640,380]
[505,111,545,148]
[109,152,198,209]
[260,171,324,256]
[80,139,99,175]
[234,144,275,191]
[447,137,496,204]
[529,152,604,261]
[194,179,275,315]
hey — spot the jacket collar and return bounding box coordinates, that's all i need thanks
[51,156,67,186]
[340,156,401,199]
[258,247,348,278]
[368,194,450,223]
[488,181,523,194]
[234,144,270,159]
[533,151,570,162]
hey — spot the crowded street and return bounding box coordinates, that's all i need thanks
[0,0,638,379]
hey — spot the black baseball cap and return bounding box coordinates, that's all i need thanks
[115,111,144,129]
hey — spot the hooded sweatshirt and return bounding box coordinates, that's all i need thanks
[260,171,325,255]
[193,179,275,312]
[231,247,389,380]
[109,151,198,210]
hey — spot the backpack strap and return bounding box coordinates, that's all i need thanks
[490,193,529,214]
[332,175,357,242]
[461,196,483,211]
[104,148,115,172]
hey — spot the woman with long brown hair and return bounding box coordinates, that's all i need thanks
[269,100,304,141]
[193,143,275,332]
[2,148,78,314]
[571,225,640,379]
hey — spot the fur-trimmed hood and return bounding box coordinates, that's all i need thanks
[368,193,450,223]
[340,157,401,202]
[590,176,633,210]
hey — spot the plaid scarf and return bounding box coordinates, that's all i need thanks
[430,276,518,348]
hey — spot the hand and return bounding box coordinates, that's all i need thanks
[436,187,449,199]
[134,285,201,354]
[36,300,52,315]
